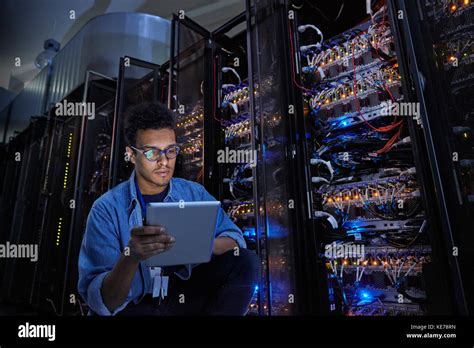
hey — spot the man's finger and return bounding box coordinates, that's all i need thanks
[143,249,166,258]
[142,242,168,252]
[138,234,175,244]
[131,226,166,236]
[137,234,175,244]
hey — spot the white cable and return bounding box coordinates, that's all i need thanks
[229,181,235,199]
[314,211,338,229]
[376,188,382,205]
[384,268,394,285]
[312,176,330,184]
[300,43,321,51]
[393,184,406,200]
[317,66,325,79]
[404,258,422,277]
[222,67,242,85]
[310,158,334,182]
[358,267,365,282]
[400,167,416,176]
[222,84,236,89]
[390,259,397,283]
[397,260,405,278]
[329,260,336,274]
[298,24,324,44]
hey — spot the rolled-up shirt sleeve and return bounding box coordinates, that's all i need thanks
[78,200,134,316]
[198,186,247,249]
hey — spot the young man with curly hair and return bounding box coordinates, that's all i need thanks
[78,102,259,316]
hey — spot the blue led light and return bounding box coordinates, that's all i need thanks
[243,227,256,238]
[360,291,371,300]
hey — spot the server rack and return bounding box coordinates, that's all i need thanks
[211,12,264,314]
[170,12,294,315]
[256,0,472,315]
[392,0,474,314]
[292,0,443,316]
[0,129,30,247]
[109,57,162,189]
[29,87,84,314]
[168,15,211,184]
[169,10,306,315]
[29,72,117,315]
[0,117,48,305]
[0,133,23,305]
[62,72,117,315]
[245,0,311,315]
[168,13,262,313]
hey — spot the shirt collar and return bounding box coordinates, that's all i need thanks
[127,170,177,212]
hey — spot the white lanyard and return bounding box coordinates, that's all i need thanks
[150,267,169,300]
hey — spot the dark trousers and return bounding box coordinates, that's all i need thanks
[118,248,260,316]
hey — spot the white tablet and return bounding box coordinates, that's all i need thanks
[143,201,221,267]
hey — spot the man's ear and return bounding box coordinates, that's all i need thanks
[125,146,135,164]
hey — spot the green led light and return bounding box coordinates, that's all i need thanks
[56,218,63,246]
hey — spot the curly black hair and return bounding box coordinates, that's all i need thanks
[123,102,176,146]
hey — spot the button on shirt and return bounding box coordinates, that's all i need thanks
[78,170,246,316]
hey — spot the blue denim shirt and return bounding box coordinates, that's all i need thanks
[78,171,246,316]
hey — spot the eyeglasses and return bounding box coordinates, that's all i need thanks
[130,145,180,162]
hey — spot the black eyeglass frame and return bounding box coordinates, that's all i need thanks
[130,144,181,162]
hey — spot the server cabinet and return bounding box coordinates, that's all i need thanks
[211,12,263,314]
[63,72,117,315]
[244,0,473,316]
[0,129,30,247]
[169,12,277,314]
[168,15,210,184]
[392,0,474,314]
[246,0,314,315]
[30,72,117,315]
[0,117,48,304]
[110,57,161,189]
[293,0,448,316]
[173,4,339,316]
[30,90,84,314]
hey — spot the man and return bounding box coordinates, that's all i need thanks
[78,102,259,316]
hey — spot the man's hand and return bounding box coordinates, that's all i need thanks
[102,226,174,313]
[127,226,175,262]
[212,237,238,256]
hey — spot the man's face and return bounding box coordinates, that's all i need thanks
[127,128,177,190]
